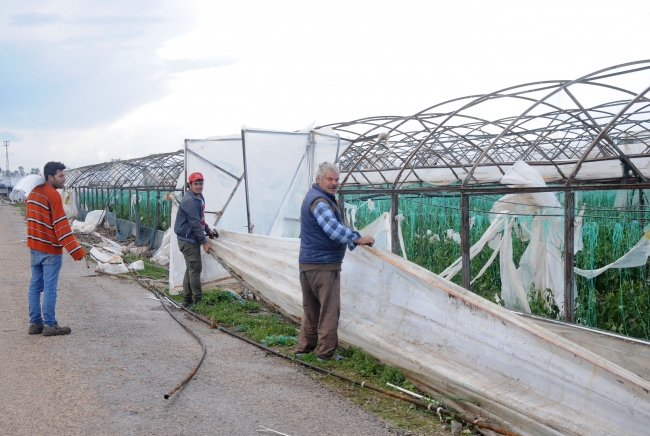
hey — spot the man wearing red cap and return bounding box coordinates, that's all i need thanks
[174,172,217,308]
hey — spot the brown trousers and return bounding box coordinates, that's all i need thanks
[296,270,341,359]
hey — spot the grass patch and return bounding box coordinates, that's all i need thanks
[184,288,470,436]
[123,253,168,280]
[10,201,26,214]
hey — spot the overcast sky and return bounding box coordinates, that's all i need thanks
[1,0,650,172]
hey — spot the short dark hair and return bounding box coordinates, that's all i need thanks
[44,162,66,180]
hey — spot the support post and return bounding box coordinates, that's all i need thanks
[146,190,150,227]
[183,139,188,194]
[135,189,140,226]
[640,188,645,229]
[640,189,648,292]
[157,190,161,229]
[390,193,399,255]
[241,128,253,234]
[564,191,575,322]
[460,193,471,290]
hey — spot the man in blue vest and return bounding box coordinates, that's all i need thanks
[296,162,374,361]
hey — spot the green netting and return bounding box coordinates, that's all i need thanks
[348,189,650,340]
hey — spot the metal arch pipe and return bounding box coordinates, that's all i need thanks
[461,60,650,188]
[332,95,492,185]
[336,95,485,187]
[565,83,650,184]
[390,82,571,190]
[337,117,417,187]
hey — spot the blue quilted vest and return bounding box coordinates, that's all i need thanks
[299,184,347,264]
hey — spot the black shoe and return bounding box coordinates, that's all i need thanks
[28,323,44,335]
[42,323,71,336]
[317,354,344,361]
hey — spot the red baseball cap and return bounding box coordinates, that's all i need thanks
[188,172,204,182]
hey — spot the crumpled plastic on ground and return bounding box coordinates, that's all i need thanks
[72,210,105,233]
[95,262,129,275]
[128,260,145,271]
[91,246,129,275]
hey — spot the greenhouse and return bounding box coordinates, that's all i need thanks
[63,150,184,250]
[320,60,650,336]
[64,61,650,340]
[57,60,650,434]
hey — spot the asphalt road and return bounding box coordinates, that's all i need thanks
[0,202,401,436]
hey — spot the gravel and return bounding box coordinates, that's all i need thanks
[0,203,403,436]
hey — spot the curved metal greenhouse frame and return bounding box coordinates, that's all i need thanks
[320,61,650,321]
[65,150,184,238]
[322,60,650,191]
[66,150,184,189]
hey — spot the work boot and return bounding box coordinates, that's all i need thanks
[42,323,72,336]
[28,323,44,335]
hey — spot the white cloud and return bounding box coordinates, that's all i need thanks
[2,0,650,171]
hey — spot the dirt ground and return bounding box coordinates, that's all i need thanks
[0,202,403,436]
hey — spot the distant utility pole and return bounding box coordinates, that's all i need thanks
[3,141,9,187]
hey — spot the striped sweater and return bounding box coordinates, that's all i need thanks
[26,184,86,260]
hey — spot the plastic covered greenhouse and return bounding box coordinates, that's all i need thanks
[68,60,650,338]
[64,150,184,250]
[60,61,650,435]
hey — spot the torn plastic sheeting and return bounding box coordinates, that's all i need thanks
[72,210,105,233]
[96,261,129,275]
[93,232,127,252]
[128,260,145,271]
[439,215,508,281]
[151,229,172,266]
[575,229,650,279]
[60,189,78,218]
[357,212,391,252]
[89,247,124,264]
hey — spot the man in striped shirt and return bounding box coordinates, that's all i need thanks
[26,162,86,336]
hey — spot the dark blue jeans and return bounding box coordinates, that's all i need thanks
[28,249,63,326]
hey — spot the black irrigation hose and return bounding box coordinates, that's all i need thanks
[170,299,519,436]
[121,270,517,434]
[133,274,207,400]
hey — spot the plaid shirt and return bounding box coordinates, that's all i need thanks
[313,202,361,250]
